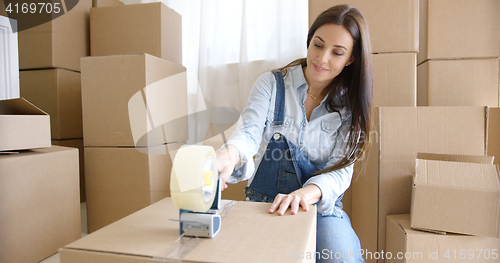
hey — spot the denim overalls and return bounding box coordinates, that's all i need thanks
[245,70,363,263]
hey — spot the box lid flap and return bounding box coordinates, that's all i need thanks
[415,158,500,191]
[417,152,494,164]
[0,98,48,116]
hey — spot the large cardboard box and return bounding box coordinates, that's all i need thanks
[488,108,500,166]
[372,53,416,107]
[352,107,488,263]
[85,143,182,233]
[90,3,182,65]
[18,0,91,71]
[418,0,500,63]
[0,98,50,151]
[53,138,85,202]
[309,0,418,53]
[411,153,500,238]
[417,58,499,107]
[386,215,500,263]
[20,68,83,139]
[60,197,316,263]
[81,53,188,147]
[0,146,81,263]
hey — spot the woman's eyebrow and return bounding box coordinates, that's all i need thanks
[314,36,347,50]
[314,36,325,43]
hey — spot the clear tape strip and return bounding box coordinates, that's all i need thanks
[153,200,237,261]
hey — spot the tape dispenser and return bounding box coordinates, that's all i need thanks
[170,145,222,238]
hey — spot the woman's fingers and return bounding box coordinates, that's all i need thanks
[268,194,284,214]
[269,194,308,215]
[290,195,301,215]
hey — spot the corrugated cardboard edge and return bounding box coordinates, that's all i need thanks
[386,215,409,263]
[487,107,500,166]
[416,60,429,106]
[416,152,494,164]
[352,107,381,261]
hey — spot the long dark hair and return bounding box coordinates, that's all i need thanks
[279,5,373,173]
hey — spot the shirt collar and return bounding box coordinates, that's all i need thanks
[288,64,308,91]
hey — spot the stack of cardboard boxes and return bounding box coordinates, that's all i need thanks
[310,0,500,262]
[82,1,188,233]
[0,99,81,262]
[417,0,500,107]
[17,0,91,202]
[386,152,500,262]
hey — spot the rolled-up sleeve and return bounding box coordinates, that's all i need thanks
[303,163,353,215]
[224,72,274,183]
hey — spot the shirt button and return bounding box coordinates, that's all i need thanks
[273,133,280,140]
[285,121,289,126]
[302,105,305,108]
[303,123,306,127]
[326,127,330,131]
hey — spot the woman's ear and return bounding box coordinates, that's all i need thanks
[346,57,355,67]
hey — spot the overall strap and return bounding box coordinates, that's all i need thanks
[271,70,285,126]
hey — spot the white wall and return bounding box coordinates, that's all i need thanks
[0,16,19,100]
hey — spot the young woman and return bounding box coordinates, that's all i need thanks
[216,5,372,262]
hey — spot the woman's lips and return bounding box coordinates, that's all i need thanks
[313,63,329,73]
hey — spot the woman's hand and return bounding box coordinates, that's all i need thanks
[268,184,322,215]
[215,145,241,191]
[269,193,309,215]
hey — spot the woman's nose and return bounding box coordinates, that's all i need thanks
[318,50,329,64]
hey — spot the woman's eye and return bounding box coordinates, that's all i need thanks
[334,52,344,56]
[314,43,322,48]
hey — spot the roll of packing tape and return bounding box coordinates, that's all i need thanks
[170,145,218,212]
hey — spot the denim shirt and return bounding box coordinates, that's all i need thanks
[226,65,353,215]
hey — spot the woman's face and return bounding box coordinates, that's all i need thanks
[304,23,354,89]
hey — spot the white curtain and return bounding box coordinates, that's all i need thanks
[126,0,309,143]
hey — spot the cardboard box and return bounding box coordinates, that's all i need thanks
[85,143,183,233]
[411,153,500,238]
[488,108,500,166]
[53,138,85,202]
[0,98,51,152]
[81,53,188,147]
[90,3,182,65]
[419,0,500,63]
[0,146,81,263]
[20,68,83,139]
[18,0,91,71]
[60,197,316,263]
[352,107,488,263]
[386,215,500,263]
[417,58,499,107]
[372,53,416,107]
[309,0,418,53]
[93,0,124,7]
